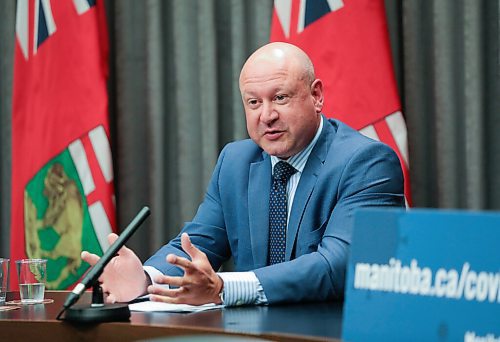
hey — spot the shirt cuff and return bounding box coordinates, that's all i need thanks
[218,271,268,306]
[143,265,170,290]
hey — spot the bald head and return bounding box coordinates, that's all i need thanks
[239,42,316,90]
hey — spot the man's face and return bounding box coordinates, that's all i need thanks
[240,59,323,159]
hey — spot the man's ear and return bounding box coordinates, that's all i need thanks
[311,79,324,113]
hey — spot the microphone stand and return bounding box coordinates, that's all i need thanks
[63,281,131,323]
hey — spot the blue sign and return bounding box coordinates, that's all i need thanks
[342,209,500,342]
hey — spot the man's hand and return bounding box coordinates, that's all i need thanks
[81,233,149,303]
[147,233,223,305]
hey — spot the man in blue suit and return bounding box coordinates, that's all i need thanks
[82,42,405,306]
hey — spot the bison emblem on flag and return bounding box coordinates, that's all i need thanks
[23,126,114,290]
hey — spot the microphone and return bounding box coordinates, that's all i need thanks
[59,206,150,320]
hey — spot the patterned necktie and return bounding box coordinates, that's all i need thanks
[268,161,297,265]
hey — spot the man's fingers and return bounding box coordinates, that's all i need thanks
[148,286,187,304]
[148,285,184,297]
[154,274,184,287]
[180,233,203,260]
[166,253,192,270]
[149,294,182,304]
[107,233,119,245]
[106,293,117,304]
[100,282,109,294]
[106,232,134,257]
[81,251,100,266]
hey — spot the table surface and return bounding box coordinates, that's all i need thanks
[0,291,343,341]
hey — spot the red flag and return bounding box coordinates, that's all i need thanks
[10,0,116,290]
[270,0,411,204]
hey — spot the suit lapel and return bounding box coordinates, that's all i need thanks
[285,119,334,260]
[248,153,271,268]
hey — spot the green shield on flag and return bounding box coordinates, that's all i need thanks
[24,148,103,290]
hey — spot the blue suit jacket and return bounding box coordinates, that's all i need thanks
[145,117,405,304]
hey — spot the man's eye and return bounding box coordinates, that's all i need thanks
[274,94,288,102]
[247,99,259,106]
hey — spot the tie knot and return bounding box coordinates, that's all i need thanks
[273,161,297,181]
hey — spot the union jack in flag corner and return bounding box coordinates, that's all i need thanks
[11,0,116,290]
[271,0,411,205]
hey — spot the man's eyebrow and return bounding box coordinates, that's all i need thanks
[241,85,287,98]
[241,91,258,98]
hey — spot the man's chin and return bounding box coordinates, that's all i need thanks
[262,146,291,159]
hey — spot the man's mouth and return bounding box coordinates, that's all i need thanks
[264,130,285,141]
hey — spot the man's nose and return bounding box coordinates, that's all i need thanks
[260,102,278,124]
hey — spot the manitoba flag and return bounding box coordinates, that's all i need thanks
[271,0,411,204]
[11,0,116,290]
